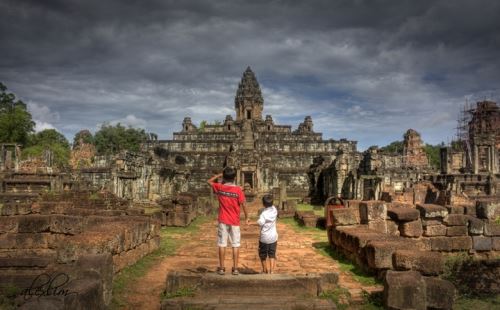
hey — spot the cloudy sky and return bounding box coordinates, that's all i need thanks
[1,0,499,150]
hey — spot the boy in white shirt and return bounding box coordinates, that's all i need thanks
[257,194,278,274]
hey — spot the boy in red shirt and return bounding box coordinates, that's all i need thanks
[207,167,248,275]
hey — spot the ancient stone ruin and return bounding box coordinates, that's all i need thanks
[1,68,499,309]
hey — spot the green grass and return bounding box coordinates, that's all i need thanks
[319,287,351,310]
[280,218,379,287]
[111,215,212,309]
[0,284,20,310]
[162,286,197,299]
[454,294,500,310]
[295,203,324,216]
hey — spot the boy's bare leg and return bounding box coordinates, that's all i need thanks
[218,247,226,269]
[232,247,239,270]
[269,258,276,274]
[260,259,268,273]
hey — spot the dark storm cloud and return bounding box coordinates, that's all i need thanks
[1,0,499,149]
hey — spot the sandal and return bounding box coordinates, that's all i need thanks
[232,267,239,275]
[217,267,225,275]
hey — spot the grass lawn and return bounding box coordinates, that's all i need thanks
[295,203,324,216]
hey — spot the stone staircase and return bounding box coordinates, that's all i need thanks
[161,271,337,310]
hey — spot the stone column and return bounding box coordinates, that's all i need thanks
[473,145,479,174]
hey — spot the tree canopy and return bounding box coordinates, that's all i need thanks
[22,129,71,168]
[0,82,35,145]
[94,123,148,155]
[73,129,94,148]
[380,140,404,154]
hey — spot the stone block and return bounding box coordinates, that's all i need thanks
[446,205,465,214]
[0,216,18,233]
[0,233,56,249]
[424,224,447,237]
[446,226,468,236]
[387,207,420,222]
[367,219,387,234]
[476,200,500,220]
[366,240,418,269]
[473,236,492,251]
[399,220,423,238]
[386,220,400,236]
[416,204,448,218]
[424,277,455,310]
[0,204,17,216]
[451,236,472,251]
[484,220,500,236]
[421,219,443,227]
[384,270,426,310]
[75,254,113,306]
[393,250,443,275]
[18,215,51,233]
[50,215,84,235]
[359,201,387,223]
[493,237,500,250]
[17,204,32,215]
[467,216,484,235]
[330,208,359,226]
[431,237,452,251]
[443,214,468,226]
[463,204,477,216]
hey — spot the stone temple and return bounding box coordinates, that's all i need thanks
[148,67,356,199]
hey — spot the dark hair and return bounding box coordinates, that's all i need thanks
[222,166,236,182]
[262,194,273,207]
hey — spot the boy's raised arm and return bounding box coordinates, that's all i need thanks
[207,173,223,185]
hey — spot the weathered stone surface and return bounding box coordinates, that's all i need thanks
[446,226,468,236]
[446,205,465,215]
[367,219,387,234]
[0,216,18,233]
[0,204,17,216]
[18,215,51,233]
[359,201,387,223]
[50,215,84,235]
[387,207,420,222]
[443,214,468,226]
[421,219,443,227]
[493,237,500,250]
[399,220,423,238]
[431,237,452,251]
[463,204,477,216]
[330,208,359,226]
[424,277,455,310]
[484,220,500,236]
[417,204,448,218]
[424,224,447,237]
[384,270,426,310]
[467,216,484,235]
[451,236,472,251]
[393,250,443,275]
[366,240,419,269]
[476,200,500,220]
[386,220,400,236]
[473,236,492,251]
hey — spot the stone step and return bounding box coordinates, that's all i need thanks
[161,295,335,310]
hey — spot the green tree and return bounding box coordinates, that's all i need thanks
[0,82,35,145]
[424,143,441,169]
[22,129,71,168]
[380,140,404,154]
[72,129,94,148]
[94,123,148,155]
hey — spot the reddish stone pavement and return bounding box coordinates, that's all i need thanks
[124,200,382,309]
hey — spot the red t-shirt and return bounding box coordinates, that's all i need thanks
[211,182,246,226]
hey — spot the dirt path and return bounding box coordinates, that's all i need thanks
[123,200,381,309]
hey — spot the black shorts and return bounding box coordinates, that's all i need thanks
[258,241,277,260]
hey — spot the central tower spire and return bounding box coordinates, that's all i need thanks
[235,66,264,121]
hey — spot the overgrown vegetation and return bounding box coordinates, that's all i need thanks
[161,286,196,299]
[22,129,71,167]
[0,284,20,310]
[111,216,211,309]
[0,82,35,146]
[295,203,324,216]
[319,287,351,310]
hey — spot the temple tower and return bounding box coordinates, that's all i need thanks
[235,66,263,121]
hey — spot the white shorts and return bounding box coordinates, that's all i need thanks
[217,223,241,247]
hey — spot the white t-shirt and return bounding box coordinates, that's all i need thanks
[257,206,278,244]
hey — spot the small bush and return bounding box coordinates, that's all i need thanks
[320,287,351,310]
